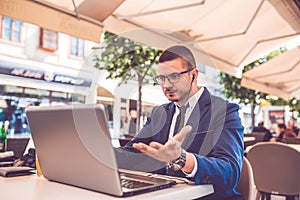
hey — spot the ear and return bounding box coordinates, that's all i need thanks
[191,69,199,82]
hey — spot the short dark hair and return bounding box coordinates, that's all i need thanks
[278,123,286,129]
[258,121,264,126]
[158,45,196,69]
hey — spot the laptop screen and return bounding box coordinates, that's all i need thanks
[25,104,175,197]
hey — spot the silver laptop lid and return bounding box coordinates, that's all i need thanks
[25,104,123,196]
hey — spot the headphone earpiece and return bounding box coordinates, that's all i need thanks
[191,75,195,82]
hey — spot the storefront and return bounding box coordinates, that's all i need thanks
[0,59,92,134]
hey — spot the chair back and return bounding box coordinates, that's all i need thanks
[7,138,30,158]
[236,157,254,200]
[119,134,134,147]
[249,131,269,142]
[282,137,300,144]
[247,142,300,196]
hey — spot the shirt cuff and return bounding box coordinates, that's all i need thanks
[182,153,197,177]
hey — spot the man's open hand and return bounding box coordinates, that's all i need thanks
[132,125,192,162]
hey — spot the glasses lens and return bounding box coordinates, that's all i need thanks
[155,75,165,84]
[168,73,180,83]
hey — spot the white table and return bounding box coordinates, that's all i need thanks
[1,175,214,200]
[244,137,256,142]
[289,144,300,152]
[244,136,256,152]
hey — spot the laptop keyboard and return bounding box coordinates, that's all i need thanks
[121,178,153,189]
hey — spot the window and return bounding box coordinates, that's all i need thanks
[1,16,22,42]
[71,37,84,57]
[39,29,58,51]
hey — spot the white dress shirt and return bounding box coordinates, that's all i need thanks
[168,87,204,177]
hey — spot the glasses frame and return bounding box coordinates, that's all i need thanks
[155,68,193,85]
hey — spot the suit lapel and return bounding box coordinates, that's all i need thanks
[182,88,211,149]
[157,103,175,144]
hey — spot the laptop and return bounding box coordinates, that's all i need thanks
[25,104,175,197]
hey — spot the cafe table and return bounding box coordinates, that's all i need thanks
[288,144,300,152]
[0,174,214,200]
[244,136,256,151]
[244,137,256,143]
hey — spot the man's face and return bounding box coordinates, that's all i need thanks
[158,58,193,104]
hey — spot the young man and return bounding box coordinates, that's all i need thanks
[115,45,244,199]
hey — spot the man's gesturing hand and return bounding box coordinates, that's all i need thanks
[132,125,192,163]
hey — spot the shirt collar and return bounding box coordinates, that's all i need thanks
[174,86,204,109]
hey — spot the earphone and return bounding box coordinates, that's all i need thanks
[191,75,195,82]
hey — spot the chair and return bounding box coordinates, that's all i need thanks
[249,131,270,143]
[6,138,30,158]
[282,137,300,144]
[244,132,270,156]
[247,142,300,200]
[237,157,255,200]
[119,134,134,147]
[119,138,132,147]
[244,135,257,150]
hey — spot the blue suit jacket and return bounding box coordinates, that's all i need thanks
[115,88,244,199]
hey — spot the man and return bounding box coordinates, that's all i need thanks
[252,121,272,141]
[287,119,299,136]
[115,45,244,199]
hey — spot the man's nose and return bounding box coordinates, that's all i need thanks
[162,78,173,87]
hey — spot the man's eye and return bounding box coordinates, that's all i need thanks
[159,76,165,80]
[169,73,179,80]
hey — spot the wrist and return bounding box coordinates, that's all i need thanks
[168,149,187,171]
[181,152,195,173]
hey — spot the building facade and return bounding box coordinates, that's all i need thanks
[0,15,99,134]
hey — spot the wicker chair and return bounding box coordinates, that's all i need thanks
[282,137,300,144]
[237,157,255,200]
[247,142,300,200]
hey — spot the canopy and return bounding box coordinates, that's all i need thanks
[0,0,124,42]
[0,0,299,77]
[241,46,300,99]
[104,0,300,77]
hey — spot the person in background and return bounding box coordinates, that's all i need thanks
[272,123,297,142]
[252,121,272,141]
[115,45,244,200]
[272,123,287,142]
[284,125,298,139]
[287,119,299,136]
[127,110,138,136]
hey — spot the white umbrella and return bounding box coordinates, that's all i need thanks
[105,0,300,77]
[1,0,299,77]
[241,46,300,99]
[0,0,124,42]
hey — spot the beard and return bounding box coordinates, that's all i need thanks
[164,87,191,103]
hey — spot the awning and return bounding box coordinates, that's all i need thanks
[105,0,300,77]
[241,46,300,99]
[0,0,299,77]
[0,55,93,96]
[0,0,124,43]
[0,73,89,96]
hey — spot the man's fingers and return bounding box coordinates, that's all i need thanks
[132,143,146,151]
[149,141,164,149]
[133,143,156,153]
[174,125,192,142]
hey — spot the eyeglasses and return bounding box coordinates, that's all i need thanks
[154,69,192,85]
